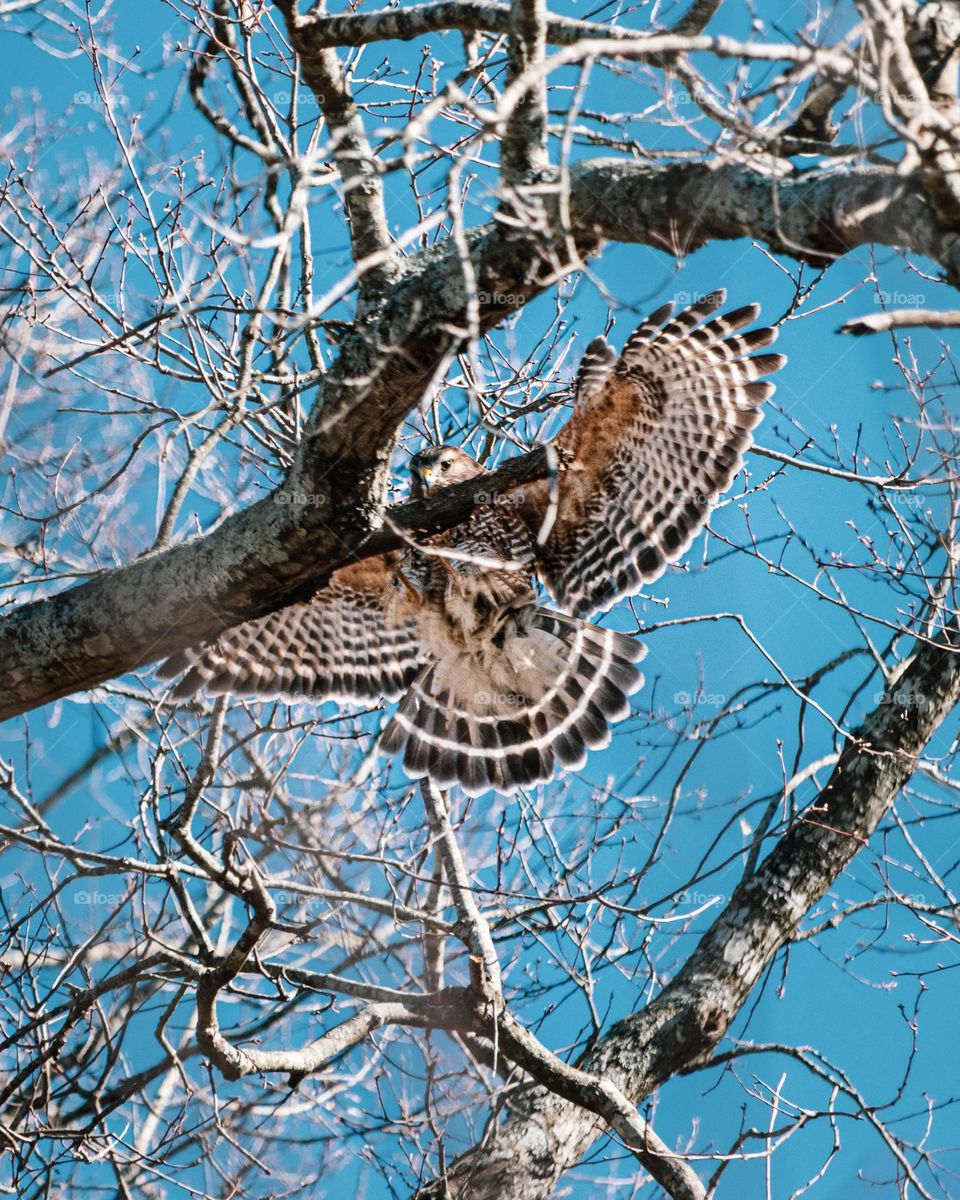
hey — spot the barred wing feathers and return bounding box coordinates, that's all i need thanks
[156,556,422,703]
[535,290,786,617]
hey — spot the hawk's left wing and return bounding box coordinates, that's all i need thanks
[157,555,423,703]
[524,290,785,617]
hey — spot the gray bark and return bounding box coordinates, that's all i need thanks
[0,162,953,718]
[4,3,960,1195]
[413,619,960,1198]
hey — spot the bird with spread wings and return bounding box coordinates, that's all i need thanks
[159,291,785,795]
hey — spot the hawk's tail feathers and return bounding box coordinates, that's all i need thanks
[381,610,645,796]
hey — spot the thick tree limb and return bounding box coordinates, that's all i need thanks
[273,2,399,299]
[411,617,960,1198]
[861,0,960,226]
[293,160,959,484]
[0,448,554,721]
[1,161,956,719]
[907,0,960,97]
[669,0,722,37]
[292,0,720,51]
[501,0,549,184]
[294,0,630,51]
[783,72,848,142]
[200,990,475,1083]
[492,1011,707,1200]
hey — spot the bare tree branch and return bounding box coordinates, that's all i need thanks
[840,307,960,334]
[274,2,400,299]
[5,7,960,1193]
[292,0,722,51]
[413,616,960,1198]
[0,446,554,719]
[501,0,549,184]
[0,153,954,719]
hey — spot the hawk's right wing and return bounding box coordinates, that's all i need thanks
[157,555,424,703]
[525,291,786,617]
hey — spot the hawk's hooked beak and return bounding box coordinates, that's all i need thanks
[418,466,435,492]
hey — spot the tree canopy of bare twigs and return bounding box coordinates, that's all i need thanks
[3,0,960,1197]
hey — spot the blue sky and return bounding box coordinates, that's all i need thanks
[2,1,960,1196]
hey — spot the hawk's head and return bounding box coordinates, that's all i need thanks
[409,445,486,497]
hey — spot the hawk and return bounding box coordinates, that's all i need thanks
[158,291,785,794]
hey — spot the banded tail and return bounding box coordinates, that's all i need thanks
[381,609,645,795]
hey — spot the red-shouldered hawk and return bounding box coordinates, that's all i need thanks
[158,290,785,794]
